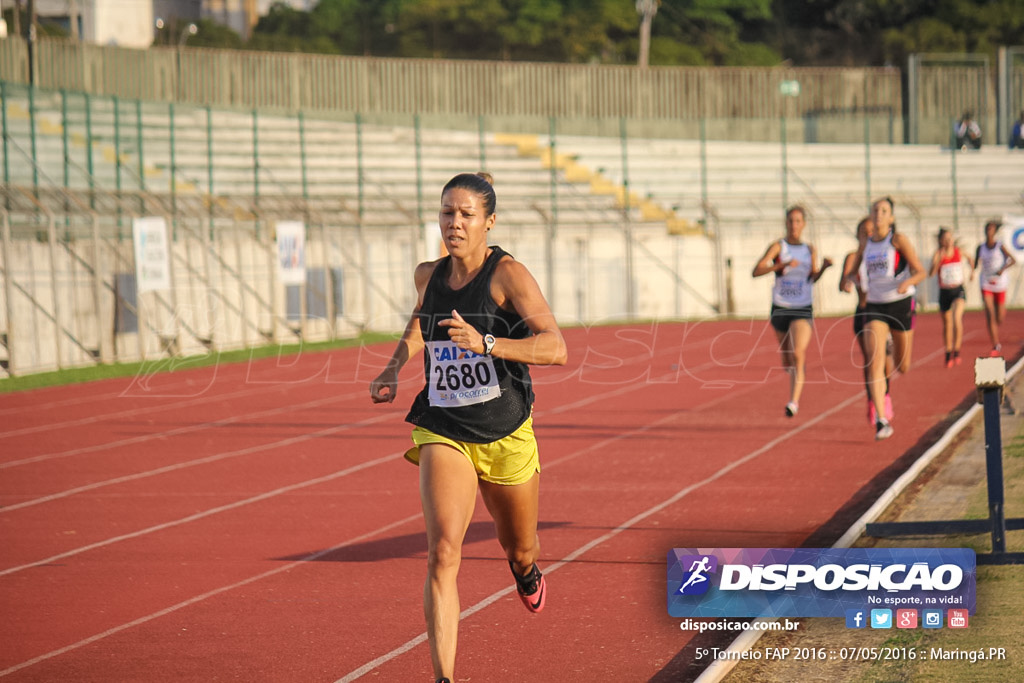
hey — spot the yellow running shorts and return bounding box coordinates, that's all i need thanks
[405,416,540,486]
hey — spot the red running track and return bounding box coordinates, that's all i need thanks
[0,310,1018,682]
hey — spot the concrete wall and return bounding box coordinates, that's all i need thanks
[5,215,1023,377]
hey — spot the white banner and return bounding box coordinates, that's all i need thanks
[423,222,442,262]
[276,221,306,285]
[132,216,171,293]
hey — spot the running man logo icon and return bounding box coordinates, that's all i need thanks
[677,555,718,595]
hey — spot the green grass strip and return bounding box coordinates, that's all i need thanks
[0,332,399,394]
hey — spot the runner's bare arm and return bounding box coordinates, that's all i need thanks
[752,241,788,277]
[1000,245,1017,273]
[482,258,567,366]
[369,261,437,403]
[893,233,927,293]
[847,224,873,278]
[840,252,858,292]
[808,244,832,282]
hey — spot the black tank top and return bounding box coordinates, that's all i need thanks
[405,246,535,443]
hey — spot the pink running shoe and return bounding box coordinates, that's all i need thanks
[867,399,877,426]
[511,562,546,613]
[884,394,894,421]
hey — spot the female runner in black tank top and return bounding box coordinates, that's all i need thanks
[370,173,567,683]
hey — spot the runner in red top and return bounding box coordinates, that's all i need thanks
[928,227,973,367]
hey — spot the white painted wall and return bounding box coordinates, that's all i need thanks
[36,0,154,47]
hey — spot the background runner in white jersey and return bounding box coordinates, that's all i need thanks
[974,219,1017,354]
[752,206,832,418]
[846,197,926,440]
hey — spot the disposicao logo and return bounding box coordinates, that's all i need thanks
[667,548,976,618]
[676,555,718,595]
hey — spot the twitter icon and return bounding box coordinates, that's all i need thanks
[870,609,892,629]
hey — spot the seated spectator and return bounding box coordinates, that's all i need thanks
[1011,111,1024,149]
[955,111,982,150]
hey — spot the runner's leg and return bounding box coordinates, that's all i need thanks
[787,318,812,406]
[865,320,891,419]
[480,472,541,578]
[420,444,479,680]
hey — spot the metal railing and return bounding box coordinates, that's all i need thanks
[3,81,1024,377]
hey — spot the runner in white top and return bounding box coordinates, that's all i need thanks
[841,217,894,425]
[974,220,1016,355]
[752,205,832,418]
[847,197,926,441]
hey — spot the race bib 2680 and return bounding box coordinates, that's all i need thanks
[426,341,500,408]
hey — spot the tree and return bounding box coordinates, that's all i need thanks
[393,0,507,59]
[188,19,244,50]
[248,2,327,53]
[648,0,779,66]
[309,0,404,56]
[495,0,564,60]
[140,0,1024,68]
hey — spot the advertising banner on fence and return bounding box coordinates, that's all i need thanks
[668,547,976,618]
[132,216,171,293]
[998,214,1024,301]
[1002,214,1024,257]
[276,221,306,286]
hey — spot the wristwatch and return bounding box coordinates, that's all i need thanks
[482,334,496,356]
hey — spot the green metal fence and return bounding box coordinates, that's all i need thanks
[0,38,903,125]
[3,79,1024,378]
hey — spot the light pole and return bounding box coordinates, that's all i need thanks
[636,0,658,68]
[155,21,198,100]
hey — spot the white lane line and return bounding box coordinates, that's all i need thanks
[0,511,425,679]
[0,320,728,440]
[0,381,316,439]
[0,388,366,470]
[0,345,370,421]
[1,322,696,467]
[0,447,406,578]
[3,328,753,504]
[0,411,399,514]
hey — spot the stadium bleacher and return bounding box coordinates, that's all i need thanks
[3,83,1024,374]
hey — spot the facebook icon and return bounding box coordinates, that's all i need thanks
[845,609,866,629]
